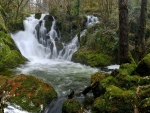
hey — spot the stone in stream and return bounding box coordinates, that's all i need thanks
[67,90,74,99]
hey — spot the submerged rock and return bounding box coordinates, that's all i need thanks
[0,74,57,113]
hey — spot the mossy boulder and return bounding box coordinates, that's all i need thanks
[93,85,135,113]
[62,99,81,113]
[0,74,57,112]
[135,53,150,76]
[0,31,26,68]
[91,61,150,112]
[91,72,110,98]
[71,50,112,67]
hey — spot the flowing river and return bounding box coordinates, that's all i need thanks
[5,14,119,113]
[4,14,118,113]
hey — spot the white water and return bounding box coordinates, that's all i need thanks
[4,103,29,113]
[9,14,100,113]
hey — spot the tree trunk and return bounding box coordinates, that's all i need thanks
[135,0,147,61]
[118,0,129,64]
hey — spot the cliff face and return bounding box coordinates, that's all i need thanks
[0,6,26,69]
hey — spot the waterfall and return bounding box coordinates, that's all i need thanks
[10,14,100,113]
[11,14,99,61]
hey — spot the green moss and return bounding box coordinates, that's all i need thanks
[0,12,7,32]
[101,76,114,88]
[8,75,57,112]
[0,50,26,68]
[92,96,106,112]
[0,31,26,69]
[136,53,150,76]
[62,99,81,113]
[72,51,112,67]
[139,98,150,112]
[119,63,137,75]
[93,85,135,113]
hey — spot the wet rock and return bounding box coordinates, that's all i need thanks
[35,13,42,19]
[44,15,53,31]
[55,41,63,52]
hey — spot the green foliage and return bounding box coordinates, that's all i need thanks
[71,0,81,17]
[78,19,118,64]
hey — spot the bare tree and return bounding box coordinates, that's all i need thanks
[15,0,30,20]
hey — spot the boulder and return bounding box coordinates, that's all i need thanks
[92,85,135,113]
[0,74,57,113]
[62,99,81,113]
[55,41,63,53]
[136,53,150,76]
[71,50,112,67]
[91,72,108,98]
[0,31,26,69]
[35,13,42,19]
[44,15,53,31]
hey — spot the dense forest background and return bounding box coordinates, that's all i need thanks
[1,0,150,65]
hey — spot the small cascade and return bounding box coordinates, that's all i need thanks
[86,15,99,27]
[11,14,99,61]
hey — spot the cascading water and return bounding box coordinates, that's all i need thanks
[8,14,100,113]
[11,14,99,61]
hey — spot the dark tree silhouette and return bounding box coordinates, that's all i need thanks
[118,0,129,64]
[135,0,147,61]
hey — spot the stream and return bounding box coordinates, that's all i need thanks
[4,14,119,113]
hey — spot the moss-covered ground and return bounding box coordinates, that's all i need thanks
[91,55,150,112]
[0,74,57,112]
